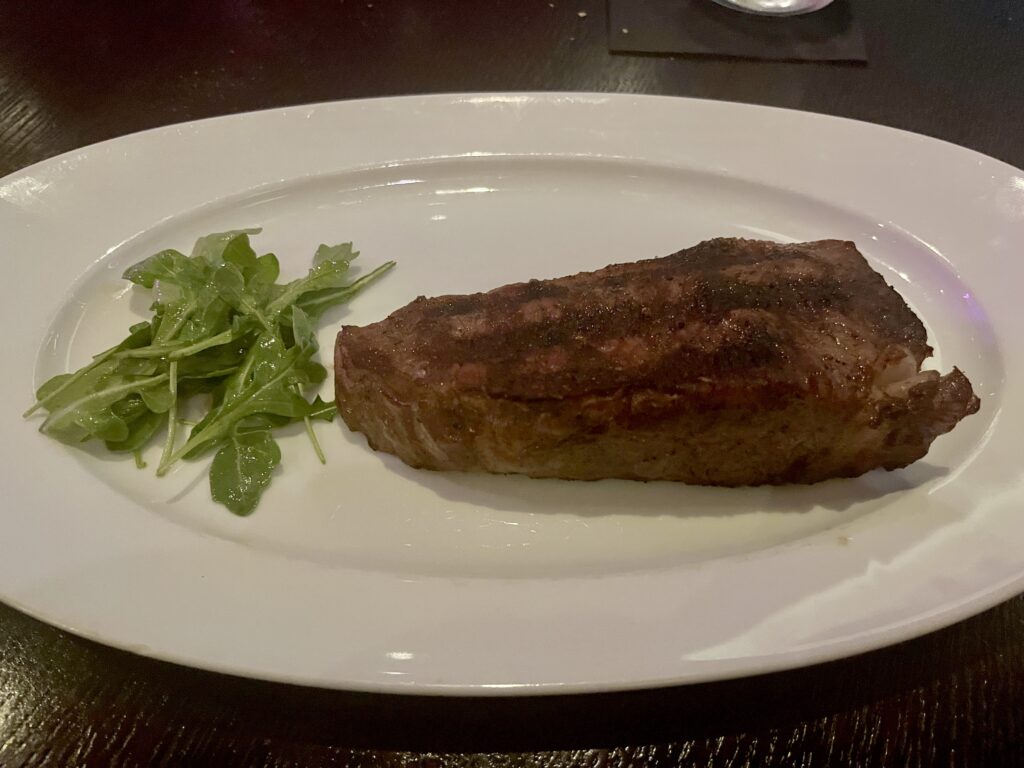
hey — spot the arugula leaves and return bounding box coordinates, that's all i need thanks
[210,430,282,516]
[26,230,395,515]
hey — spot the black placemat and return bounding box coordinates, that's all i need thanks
[608,0,866,62]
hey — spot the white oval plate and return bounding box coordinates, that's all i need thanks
[0,94,1020,694]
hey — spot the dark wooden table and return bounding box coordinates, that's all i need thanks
[2,2,1023,765]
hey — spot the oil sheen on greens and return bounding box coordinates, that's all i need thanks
[24,230,394,515]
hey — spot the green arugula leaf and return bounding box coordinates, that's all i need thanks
[25,322,154,417]
[115,357,162,376]
[232,396,336,433]
[265,245,360,317]
[111,394,151,423]
[161,339,302,469]
[249,253,280,299]
[35,374,74,403]
[75,408,129,443]
[30,359,121,421]
[41,372,170,439]
[306,395,337,422]
[104,409,164,453]
[122,249,203,289]
[177,296,233,344]
[189,229,262,267]
[288,261,396,323]
[293,359,327,387]
[221,233,259,272]
[140,384,175,414]
[313,242,358,265]
[152,299,197,345]
[213,264,272,330]
[209,429,281,515]
[291,305,317,352]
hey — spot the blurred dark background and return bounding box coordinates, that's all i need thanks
[2,1,1023,175]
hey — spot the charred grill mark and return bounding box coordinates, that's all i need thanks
[652,320,788,382]
[511,280,572,301]
[689,271,850,318]
[662,238,772,271]
[424,298,654,363]
[869,284,930,347]
[423,272,834,370]
[355,239,932,401]
[416,280,574,322]
[426,295,482,317]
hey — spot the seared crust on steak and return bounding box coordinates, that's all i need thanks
[335,238,980,485]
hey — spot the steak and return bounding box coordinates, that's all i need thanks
[334,238,980,485]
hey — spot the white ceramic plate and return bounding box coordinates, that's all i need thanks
[0,94,1020,694]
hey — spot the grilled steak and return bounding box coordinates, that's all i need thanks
[335,238,980,485]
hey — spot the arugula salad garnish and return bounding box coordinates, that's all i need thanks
[25,229,394,515]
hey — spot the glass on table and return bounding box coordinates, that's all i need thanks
[710,0,834,15]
